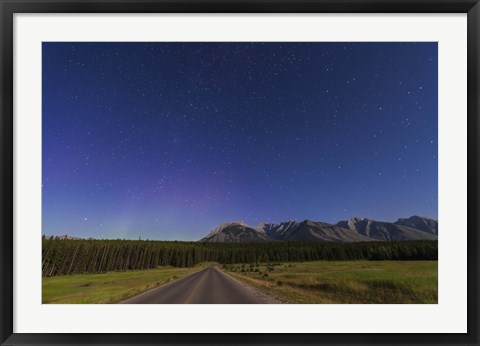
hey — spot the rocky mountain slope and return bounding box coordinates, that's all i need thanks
[256,220,372,242]
[336,217,437,241]
[199,221,267,243]
[394,215,438,235]
[200,216,438,243]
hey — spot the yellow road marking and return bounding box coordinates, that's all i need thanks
[183,269,210,303]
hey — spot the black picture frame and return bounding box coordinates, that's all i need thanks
[1,0,479,345]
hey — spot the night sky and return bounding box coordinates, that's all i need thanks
[42,42,438,241]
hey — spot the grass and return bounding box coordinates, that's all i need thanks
[222,260,438,304]
[43,260,437,304]
[42,263,215,304]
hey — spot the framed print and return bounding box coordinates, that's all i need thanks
[1,0,479,345]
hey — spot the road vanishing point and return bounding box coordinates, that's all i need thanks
[120,266,278,304]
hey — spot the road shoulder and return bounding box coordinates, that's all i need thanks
[216,267,283,304]
[119,267,207,304]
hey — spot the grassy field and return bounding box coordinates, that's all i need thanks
[42,264,214,304]
[43,260,437,304]
[222,260,437,304]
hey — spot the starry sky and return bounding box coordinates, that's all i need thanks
[42,42,438,241]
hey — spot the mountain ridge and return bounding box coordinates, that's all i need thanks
[199,216,438,243]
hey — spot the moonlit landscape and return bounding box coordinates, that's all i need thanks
[42,42,438,304]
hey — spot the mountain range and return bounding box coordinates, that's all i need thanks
[199,215,438,243]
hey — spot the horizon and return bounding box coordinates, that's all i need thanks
[42,213,438,241]
[42,42,438,242]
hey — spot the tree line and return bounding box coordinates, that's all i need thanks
[42,236,438,277]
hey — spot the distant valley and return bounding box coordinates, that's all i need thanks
[199,215,438,243]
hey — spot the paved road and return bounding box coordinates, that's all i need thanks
[121,266,276,304]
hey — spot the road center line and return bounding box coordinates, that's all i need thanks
[182,268,210,303]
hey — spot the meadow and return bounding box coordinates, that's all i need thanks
[222,260,438,304]
[43,260,437,304]
[42,264,209,304]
